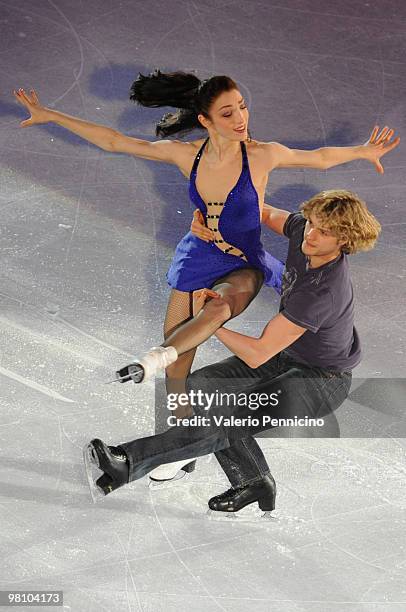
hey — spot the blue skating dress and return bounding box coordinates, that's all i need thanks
[166,138,284,293]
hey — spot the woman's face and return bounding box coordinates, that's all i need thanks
[200,89,249,141]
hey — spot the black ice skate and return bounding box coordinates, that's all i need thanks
[83,438,129,502]
[207,475,276,520]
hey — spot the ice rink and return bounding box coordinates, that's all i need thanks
[0,1,405,610]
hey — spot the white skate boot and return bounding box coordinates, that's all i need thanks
[116,346,178,384]
[148,458,197,489]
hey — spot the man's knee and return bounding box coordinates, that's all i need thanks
[187,365,216,396]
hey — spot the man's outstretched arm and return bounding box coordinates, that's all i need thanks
[215,313,306,368]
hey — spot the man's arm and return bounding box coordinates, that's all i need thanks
[215,313,306,368]
[265,125,400,174]
[261,203,290,236]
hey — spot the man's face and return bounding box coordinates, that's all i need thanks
[302,213,343,258]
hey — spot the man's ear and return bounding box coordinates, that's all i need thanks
[338,238,349,253]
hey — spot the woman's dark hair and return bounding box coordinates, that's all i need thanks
[129,69,238,137]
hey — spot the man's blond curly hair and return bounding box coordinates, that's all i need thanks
[300,189,381,254]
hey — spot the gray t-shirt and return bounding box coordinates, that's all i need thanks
[279,212,361,371]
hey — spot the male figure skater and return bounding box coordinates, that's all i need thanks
[85,189,381,513]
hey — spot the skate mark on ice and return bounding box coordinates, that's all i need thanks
[45,0,84,105]
[310,492,387,571]
[0,315,106,367]
[0,365,75,403]
[115,534,143,612]
[53,416,64,494]
[57,317,135,359]
[148,490,229,612]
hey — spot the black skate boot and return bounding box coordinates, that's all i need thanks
[208,474,276,517]
[83,438,129,502]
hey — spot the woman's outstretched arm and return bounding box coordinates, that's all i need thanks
[13,88,188,163]
[265,125,400,174]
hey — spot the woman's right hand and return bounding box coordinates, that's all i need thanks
[190,209,214,242]
[13,88,49,126]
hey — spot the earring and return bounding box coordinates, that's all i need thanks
[247,129,252,143]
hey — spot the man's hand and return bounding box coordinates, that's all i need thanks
[362,125,400,174]
[190,210,214,242]
[192,288,220,316]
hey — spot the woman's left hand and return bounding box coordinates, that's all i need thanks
[363,125,400,174]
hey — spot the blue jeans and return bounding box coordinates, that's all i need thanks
[120,351,352,487]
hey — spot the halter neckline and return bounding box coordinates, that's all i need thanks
[190,138,249,211]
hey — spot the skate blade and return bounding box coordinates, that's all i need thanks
[128,364,145,383]
[148,470,192,490]
[82,443,106,503]
[206,507,276,523]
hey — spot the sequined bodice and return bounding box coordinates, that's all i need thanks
[168,138,284,293]
[189,138,258,261]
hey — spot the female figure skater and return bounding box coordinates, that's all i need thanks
[14,73,398,487]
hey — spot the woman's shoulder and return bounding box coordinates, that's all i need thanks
[168,138,206,177]
[246,139,275,153]
[172,138,206,159]
[187,138,207,151]
[246,139,275,167]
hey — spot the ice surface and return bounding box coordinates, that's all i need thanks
[0,0,405,610]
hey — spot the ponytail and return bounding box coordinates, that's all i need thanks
[129,69,238,137]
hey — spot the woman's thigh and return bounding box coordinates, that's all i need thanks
[210,267,264,318]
